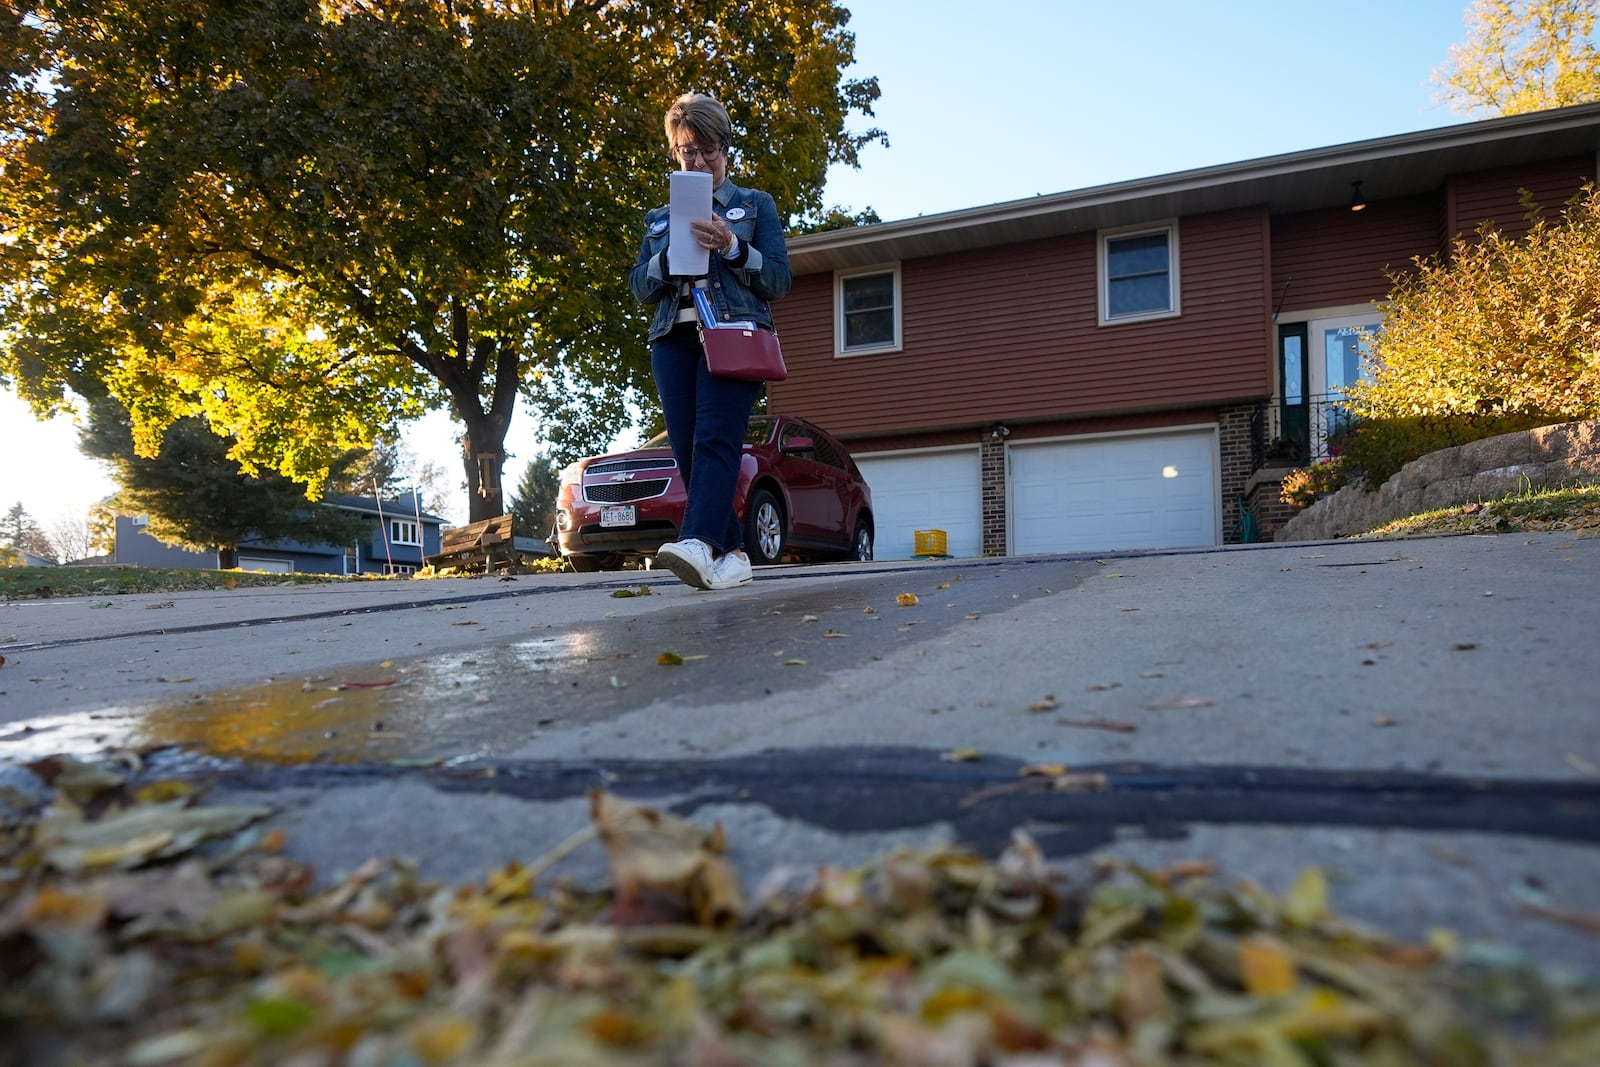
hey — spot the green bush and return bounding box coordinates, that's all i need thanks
[1331,411,1558,488]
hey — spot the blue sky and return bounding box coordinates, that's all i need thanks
[2,0,1479,531]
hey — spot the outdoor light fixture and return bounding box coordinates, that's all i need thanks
[1350,180,1367,212]
[990,423,1011,440]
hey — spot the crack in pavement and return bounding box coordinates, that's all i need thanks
[179,748,1600,859]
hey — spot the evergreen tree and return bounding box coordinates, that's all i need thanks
[1,502,56,563]
[80,398,370,569]
[508,453,561,540]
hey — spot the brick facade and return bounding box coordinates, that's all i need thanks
[1217,404,1259,545]
[981,435,1007,556]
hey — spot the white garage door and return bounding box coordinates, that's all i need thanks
[1009,429,1218,555]
[855,448,982,560]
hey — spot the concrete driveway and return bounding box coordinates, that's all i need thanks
[3,532,1598,974]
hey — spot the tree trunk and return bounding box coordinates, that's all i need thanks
[459,407,510,523]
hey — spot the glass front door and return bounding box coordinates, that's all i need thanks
[1307,314,1382,456]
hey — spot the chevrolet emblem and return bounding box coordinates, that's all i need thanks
[609,472,636,482]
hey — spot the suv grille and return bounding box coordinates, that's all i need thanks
[587,457,676,476]
[586,479,671,503]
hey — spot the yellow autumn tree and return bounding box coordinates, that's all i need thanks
[1312,186,1600,487]
[1434,0,1600,115]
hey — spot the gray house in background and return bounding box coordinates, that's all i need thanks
[113,492,447,575]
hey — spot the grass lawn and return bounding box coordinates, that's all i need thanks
[0,565,371,600]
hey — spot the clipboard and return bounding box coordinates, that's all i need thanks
[668,170,712,276]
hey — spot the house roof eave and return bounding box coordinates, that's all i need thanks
[788,102,1600,274]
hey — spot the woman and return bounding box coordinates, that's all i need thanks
[629,93,792,590]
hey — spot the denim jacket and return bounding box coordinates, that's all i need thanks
[629,178,792,341]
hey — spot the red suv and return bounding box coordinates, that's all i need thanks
[553,415,874,572]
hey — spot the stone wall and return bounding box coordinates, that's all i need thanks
[1276,420,1600,541]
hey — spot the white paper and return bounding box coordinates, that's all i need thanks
[668,170,712,277]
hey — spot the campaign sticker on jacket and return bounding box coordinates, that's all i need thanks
[648,218,669,235]
[725,207,746,221]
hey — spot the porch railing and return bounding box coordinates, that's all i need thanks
[1269,393,1351,467]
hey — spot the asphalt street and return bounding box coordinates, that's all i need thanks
[3,532,1598,975]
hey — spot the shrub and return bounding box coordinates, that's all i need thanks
[1346,185,1600,427]
[1331,411,1557,488]
[1281,458,1349,508]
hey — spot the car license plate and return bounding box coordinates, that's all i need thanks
[600,505,636,528]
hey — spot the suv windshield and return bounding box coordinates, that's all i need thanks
[642,417,775,451]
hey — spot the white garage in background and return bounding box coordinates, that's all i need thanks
[854,447,982,560]
[1008,427,1219,555]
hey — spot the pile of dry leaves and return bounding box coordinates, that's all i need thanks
[2,755,1596,1066]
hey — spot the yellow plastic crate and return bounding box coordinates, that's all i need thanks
[913,529,948,557]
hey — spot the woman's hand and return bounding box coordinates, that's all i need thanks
[689,215,735,253]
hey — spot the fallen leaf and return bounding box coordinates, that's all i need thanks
[1518,899,1600,936]
[1564,753,1600,778]
[1057,716,1138,733]
[822,630,847,638]
[896,593,919,607]
[337,679,397,690]
[1025,694,1060,713]
[801,614,819,623]
[611,585,654,599]
[935,582,951,590]
[1373,716,1398,727]
[1052,771,1110,792]
[590,791,743,928]
[657,651,685,666]
[155,676,195,684]
[1238,935,1298,996]
[1452,642,1478,651]
[1087,681,1121,691]
[1019,763,1067,777]
[41,800,272,873]
[145,601,174,610]
[941,747,981,762]
[783,658,807,666]
[451,620,480,626]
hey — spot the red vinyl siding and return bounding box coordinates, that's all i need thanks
[1448,156,1596,241]
[1271,194,1442,314]
[770,208,1271,440]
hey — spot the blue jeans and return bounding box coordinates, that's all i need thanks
[651,323,762,553]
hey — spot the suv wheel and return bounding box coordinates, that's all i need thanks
[850,520,873,562]
[744,489,786,565]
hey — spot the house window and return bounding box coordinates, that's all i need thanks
[835,265,901,354]
[384,562,417,575]
[1099,222,1179,324]
[390,520,419,546]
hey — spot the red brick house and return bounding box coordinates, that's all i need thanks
[771,102,1600,558]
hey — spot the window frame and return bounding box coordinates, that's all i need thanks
[1098,221,1181,325]
[834,263,903,356]
[390,519,420,546]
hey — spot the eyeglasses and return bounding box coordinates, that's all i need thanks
[673,143,723,163]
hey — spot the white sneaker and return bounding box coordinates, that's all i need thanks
[707,549,753,589]
[655,538,715,589]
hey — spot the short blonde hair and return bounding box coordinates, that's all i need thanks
[664,93,733,152]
